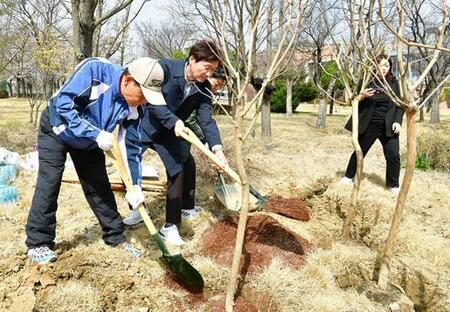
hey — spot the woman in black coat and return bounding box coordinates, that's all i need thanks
[341,54,405,193]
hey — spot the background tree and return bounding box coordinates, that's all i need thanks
[1,0,70,124]
[137,20,193,59]
[300,0,341,128]
[404,0,450,124]
[61,0,149,62]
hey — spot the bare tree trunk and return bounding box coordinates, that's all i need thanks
[261,96,271,139]
[419,107,424,122]
[29,104,34,124]
[315,96,327,128]
[378,110,417,289]
[329,100,334,115]
[260,0,273,140]
[429,92,440,124]
[225,98,250,312]
[34,104,40,128]
[7,80,13,97]
[17,78,22,98]
[286,78,293,116]
[92,0,103,57]
[316,77,335,128]
[342,97,363,239]
[118,6,131,65]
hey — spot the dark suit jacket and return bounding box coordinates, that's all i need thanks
[125,59,222,183]
[344,78,404,137]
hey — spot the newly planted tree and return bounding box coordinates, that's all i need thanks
[174,0,312,310]
[376,0,448,289]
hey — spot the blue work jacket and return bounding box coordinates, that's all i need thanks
[48,57,131,150]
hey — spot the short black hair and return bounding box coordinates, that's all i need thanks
[212,66,227,80]
[189,40,222,63]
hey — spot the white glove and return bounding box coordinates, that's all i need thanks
[125,185,145,208]
[96,131,114,151]
[174,120,189,137]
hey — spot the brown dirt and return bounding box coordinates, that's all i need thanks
[264,195,310,221]
[199,215,312,276]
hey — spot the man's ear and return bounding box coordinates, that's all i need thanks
[123,74,137,87]
[188,55,196,65]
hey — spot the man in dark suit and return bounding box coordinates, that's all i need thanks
[122,40,228,245]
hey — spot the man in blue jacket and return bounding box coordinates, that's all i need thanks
[25,57,165,264]
[122,40,229,246]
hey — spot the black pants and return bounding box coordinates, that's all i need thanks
[165,154,196,224]
[25,109,125,249]
[344,122,400,187]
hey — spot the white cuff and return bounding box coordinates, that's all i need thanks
[211,144,223,152]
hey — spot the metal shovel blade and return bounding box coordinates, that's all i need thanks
[214,182,241,211]
[214,182,262,211]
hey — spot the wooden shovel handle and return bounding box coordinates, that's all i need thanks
[105,127,159,236]
[178,128,241,184]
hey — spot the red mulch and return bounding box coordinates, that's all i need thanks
[264,196,310,221]
[199,215,312,276]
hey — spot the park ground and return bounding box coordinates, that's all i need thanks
[0,98,449,311]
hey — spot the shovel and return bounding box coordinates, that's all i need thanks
[178,129,267,210]
[106,127,204,292]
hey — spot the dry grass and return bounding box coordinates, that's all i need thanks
[0,98,449,311]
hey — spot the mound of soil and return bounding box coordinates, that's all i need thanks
[200,215,312,275]
[264,196,310,221]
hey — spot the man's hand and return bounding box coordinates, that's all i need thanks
[392,122,401,134]
[212,149,229,173]
[125,185,145,208]
[96,131,114,151]
[174,120,189,137]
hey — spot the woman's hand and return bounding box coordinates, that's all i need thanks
[392,122,401,134]
[360,88,375,100]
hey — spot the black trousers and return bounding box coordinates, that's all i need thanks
[344,122,400,187]
[25,109,125,249]
[165,154,196,224]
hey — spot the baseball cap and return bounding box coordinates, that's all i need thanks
[126,57,166,105]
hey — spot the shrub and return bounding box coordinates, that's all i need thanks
[408,132,450,172]
[270,80,318,113]
[442,88,450,102]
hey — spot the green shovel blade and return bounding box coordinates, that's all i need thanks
[152,233,204,292]
[160,253,204,292]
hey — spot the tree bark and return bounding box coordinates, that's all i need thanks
[225,98,249,312]
[429,92,440,124]
[419,107,424,122]
[315,97,327,128]
[92,0,103,57]
[342,96,363,239]
[378,110,417,289]
[286,78,293,116]
[261,95,271,139]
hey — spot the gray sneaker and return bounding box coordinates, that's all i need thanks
[120,241,141,257]
[181,205,201,220]
[27,246,57,265]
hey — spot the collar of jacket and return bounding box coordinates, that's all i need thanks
[112,67,127,102]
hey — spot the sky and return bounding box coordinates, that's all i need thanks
[134,0,169,25]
